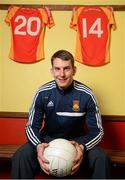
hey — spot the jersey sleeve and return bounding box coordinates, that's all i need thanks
[25,90,45,146]
[4,6,19,25]
[70,7,83,31]
[109,8,117,30]
[102,6,116,30]
[69,7,77,30]
[39,7,55,29]
[72,92,104,151]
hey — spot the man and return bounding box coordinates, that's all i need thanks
[11,50,110,179]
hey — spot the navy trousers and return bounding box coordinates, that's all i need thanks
[11,142,111,179]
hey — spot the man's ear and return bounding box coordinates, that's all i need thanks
[73,66,77,75]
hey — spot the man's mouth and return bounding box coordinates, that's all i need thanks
[58,79,67,83]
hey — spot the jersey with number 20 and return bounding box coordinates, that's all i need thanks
[70,6,116,66]
[5,6,55,63]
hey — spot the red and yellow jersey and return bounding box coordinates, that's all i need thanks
[5,6,55,63]
[70,6,116,66]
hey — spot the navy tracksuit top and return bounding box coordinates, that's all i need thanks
[26,80,104,151]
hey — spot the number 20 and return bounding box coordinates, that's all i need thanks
[14,15,41,36]
[82,18,103,38]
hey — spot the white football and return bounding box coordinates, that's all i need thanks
[43,138,76,177]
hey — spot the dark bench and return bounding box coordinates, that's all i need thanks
[105,149,125,165]
[0,144,125,165]
[0,144,125,179]
[0,144,21,159]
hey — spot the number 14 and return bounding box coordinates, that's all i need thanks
[82,18,103,38]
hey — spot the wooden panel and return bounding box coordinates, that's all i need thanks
[0,112,28,118]
[0,4,125,11]
[102,115,125,122]
[0,144,21,158]
[105,149,125,164]
[0,144,125,165]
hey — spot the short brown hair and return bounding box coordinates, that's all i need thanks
[51,50,74,67]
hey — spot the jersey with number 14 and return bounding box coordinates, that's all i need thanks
[70,6,116,66]
[5,6,55,63]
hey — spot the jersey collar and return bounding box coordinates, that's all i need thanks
[55,80,74,95]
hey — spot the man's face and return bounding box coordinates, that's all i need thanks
[51,58,76,89]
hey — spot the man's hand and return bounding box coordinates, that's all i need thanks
[37,143,50,175]
[69,141,85,175]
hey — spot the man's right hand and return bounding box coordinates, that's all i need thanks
[37,143,50,175]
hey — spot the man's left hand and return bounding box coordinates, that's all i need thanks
[69,141,84,175]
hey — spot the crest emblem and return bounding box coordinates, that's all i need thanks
[72,100,80,112]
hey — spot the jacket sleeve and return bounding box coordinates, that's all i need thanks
[25,90,45,146]
[73,93,104,151]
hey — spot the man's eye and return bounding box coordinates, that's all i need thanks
[65,67,70,71]
[55,68,60,71]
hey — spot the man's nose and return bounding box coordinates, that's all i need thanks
[60,69,65,76]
